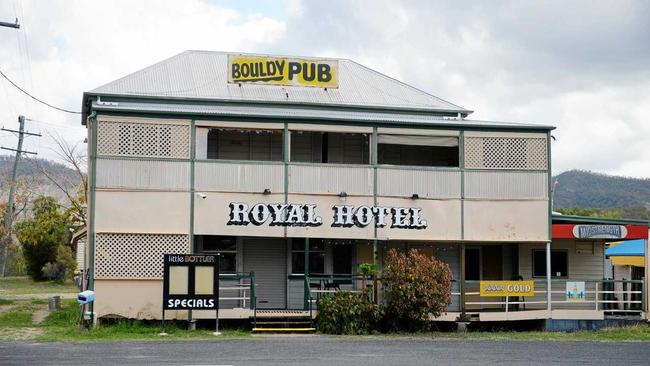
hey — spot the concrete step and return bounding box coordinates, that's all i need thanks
[252,327,316,334]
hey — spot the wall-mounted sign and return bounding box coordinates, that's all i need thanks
[227,202,427,229]
[479,280,535,297]
[566,281,585,301]
[228,55,338,88]
[572,225,628,239]
[163,254,219,310]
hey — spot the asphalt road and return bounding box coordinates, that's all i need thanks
[2,337,649,365]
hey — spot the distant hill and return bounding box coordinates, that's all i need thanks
[554,170,650,209]
[553,170,650,220]
[0,155,81,208]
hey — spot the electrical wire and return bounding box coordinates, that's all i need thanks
[0,68,81,114]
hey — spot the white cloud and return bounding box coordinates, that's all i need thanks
[0,0,285,166]
[273,0,650,177]
[2,0,649,179]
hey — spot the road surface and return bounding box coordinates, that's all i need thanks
[1,336,649,365]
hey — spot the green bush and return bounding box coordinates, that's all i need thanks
[382,248,453,332]
[16,197,72,281]
[316,292,382,334]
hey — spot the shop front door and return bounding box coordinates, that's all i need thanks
[243,238,287,309]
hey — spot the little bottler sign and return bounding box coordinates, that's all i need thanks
[163,254,219,310]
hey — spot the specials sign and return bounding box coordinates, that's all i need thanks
[227,202,427,229]
[162,254,219,310]
[228,54,338,88]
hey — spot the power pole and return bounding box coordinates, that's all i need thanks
[0,116,40,276]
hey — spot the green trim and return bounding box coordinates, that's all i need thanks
[464,168,547,173]
[303,237,310,310]
[459,242,465,314]
[188,120,196,324]
[283,123,289,238]
[290,161,370,169]
[97,154,190,162]
[552,214,649,226]
[547,131,553,242]
[190,120,196,252]
[377,164,459,172]
[371,126,379,303]
[459,130,465,240]
[83,92,470,118]
[195,158,283,165]
[88,113,98,290]
[90,109,554,132]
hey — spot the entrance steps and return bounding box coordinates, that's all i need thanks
[251,311,315,333]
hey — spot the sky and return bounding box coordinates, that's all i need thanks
[0,0,648,177]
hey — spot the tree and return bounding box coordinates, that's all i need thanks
[382,248,453,331]
[32,133,87,231]
[0,175,39,276]
[15,196,72,281]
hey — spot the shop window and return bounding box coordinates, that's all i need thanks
[195,235,237,273]
[332,244,353,275]
[532,250,568,278]
[291,239,325,275]
[200,128,282,161]
[290,131,369,164]
[378,134,459,167]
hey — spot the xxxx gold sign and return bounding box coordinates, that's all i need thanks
[228,55,338,88]
[479,281,534,297]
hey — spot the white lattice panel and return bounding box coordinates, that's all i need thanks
[94,233,190,279]
[97,120,190,158]
[464,136,547,170]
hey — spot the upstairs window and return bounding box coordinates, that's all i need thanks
[291,131,370,164]
[199,128,283,161]
[377,134,459,167]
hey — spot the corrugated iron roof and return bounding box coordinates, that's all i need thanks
[90,100,553,130]
[88,50,471,115]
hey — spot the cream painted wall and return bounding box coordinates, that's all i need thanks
[376,197,461,241]
[193,192,285,237]
[464,200,549,241]
[285,194,375,239]
[94,280,185,319]
[94,191,190,234]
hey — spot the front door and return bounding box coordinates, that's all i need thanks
[243,238,287,309]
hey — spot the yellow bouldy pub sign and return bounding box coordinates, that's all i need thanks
[480,280,535,297]
[228,54,338,88]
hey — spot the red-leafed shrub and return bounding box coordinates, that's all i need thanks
[382,248,453,331]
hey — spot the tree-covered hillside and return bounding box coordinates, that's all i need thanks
[553,170,650,220]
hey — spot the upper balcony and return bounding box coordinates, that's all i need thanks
[93,117,548,201]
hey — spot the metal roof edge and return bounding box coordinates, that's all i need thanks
[82,91,472,118]
[89,101,554,131]
[552,214,649,226]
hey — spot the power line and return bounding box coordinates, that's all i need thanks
[0,68,81,114]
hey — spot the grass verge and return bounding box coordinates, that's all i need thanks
[330,325,650,342]
[36,299,250,342]
[0,276,77,295]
